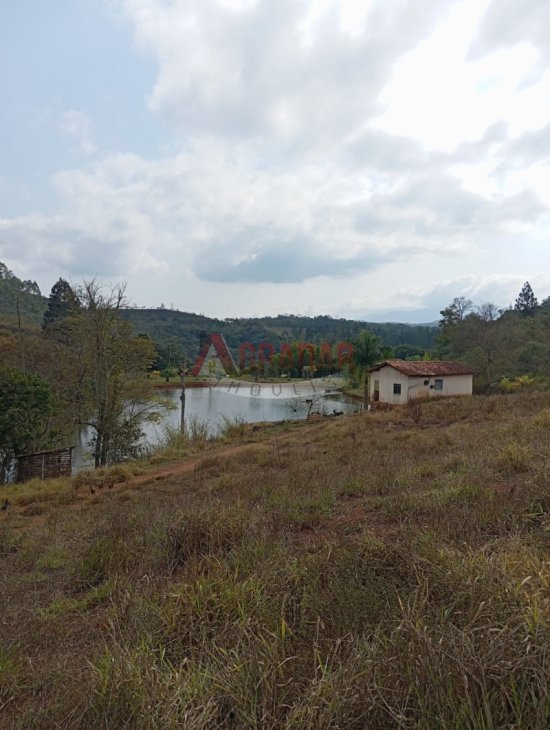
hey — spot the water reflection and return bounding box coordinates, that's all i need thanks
[73,385,360,471]
[157,385,359,434]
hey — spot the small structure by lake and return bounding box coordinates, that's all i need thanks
[368,360,474,406]
[16,447,73,482]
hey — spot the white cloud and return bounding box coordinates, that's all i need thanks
[335,273,550,322]
[115,0,456,150]
[2,0,550,319]
[470,0,550,64]
[60,110,98,155]
[371,0,550,152]
[2,130,544,303]
[404,274,550,310]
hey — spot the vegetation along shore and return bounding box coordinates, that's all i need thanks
[2,264,550,727]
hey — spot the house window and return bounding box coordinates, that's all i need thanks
[434,378,443,391]
[393,383,401,395]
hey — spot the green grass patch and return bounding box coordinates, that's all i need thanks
[2,390,550,728]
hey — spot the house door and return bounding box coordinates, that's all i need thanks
[373,379,380,401]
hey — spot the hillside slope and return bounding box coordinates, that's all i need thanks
[1,392,550,727]
[122,309,438,367]
[0,263,46,326]
[0,261,437,365]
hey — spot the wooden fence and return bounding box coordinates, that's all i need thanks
[16,447,73,483]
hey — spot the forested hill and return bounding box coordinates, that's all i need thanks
[0,260,437,364]
[247,314,437,348]
[120,309,438,368]
[0,263,46,327]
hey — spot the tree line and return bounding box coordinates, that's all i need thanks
[0,262,45,326]
[0,272,426,479]
[0,261,438,372]
[120,311,438,371]
[437,282,550,390]
[0,278,160,482]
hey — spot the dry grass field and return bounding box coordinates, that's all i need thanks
[1,392,550,728]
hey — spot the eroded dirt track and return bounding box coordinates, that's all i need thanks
[3,420,330,532]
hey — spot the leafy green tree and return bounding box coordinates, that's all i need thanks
[439,297,473,328]
[514,281,538,317]
[154,336,186,371]
[0,368,57,482]
[518,340,550,374]
[352,330,385,369]
[160,367,178,382]
[468,304,511,383]
[351,330,387,392]
[394,344,426,360]
[0,261,44,326]
[42,278,81,331]
[437,297,474,357]
[437,300,522,388]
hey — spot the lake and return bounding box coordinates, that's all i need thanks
[74,379,361,470]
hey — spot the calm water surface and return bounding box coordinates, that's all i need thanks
[74,382,360,470]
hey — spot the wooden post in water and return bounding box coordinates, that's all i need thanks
[179,365,186,434]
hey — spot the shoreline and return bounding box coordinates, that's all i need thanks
[150,376,346,392]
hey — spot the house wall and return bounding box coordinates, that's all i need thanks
[370,367,409,405]
[370,367,473,404]
[430,373,473,398]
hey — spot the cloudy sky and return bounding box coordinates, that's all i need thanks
[1,0,549,322]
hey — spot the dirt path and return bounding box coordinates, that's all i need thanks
[128,440,269,486]
[4,420,329,532]
[126,418,328,488]
[107,421,330,487]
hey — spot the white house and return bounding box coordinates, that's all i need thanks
[368,360,474,406]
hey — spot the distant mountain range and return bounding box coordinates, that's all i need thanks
[0,263,438,368]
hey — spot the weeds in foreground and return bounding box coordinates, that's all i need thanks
[1,391,550,728]
[147,417,215,464]
[219,413,247,439]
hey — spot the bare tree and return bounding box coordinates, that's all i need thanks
[76,280,160,467]
[439,297,473,327]
[476,302,501,322]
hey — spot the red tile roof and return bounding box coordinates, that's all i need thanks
[369,359,474,376]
